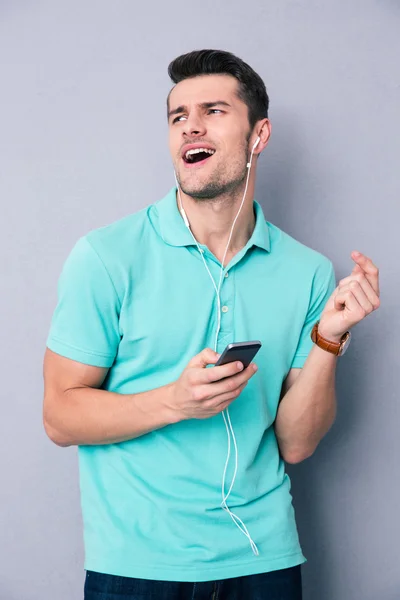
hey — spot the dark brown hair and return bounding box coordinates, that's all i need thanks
[167,49,269,130]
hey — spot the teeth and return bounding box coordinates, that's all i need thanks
[185,148,215,159]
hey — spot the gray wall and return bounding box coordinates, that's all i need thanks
[1,1,398,598]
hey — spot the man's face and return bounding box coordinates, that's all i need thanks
[168,74,252,200]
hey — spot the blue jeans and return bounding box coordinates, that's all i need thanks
[84,566,302,599]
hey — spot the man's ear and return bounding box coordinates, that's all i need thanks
[255,118,272,155]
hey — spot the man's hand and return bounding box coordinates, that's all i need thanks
[319,251,381,342]
[168,348,258,421]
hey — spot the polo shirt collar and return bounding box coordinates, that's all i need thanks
[155,187,270,253]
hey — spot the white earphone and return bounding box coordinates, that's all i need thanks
[247,136,260,169]
[180,206,190,228]
[174,135,262,556]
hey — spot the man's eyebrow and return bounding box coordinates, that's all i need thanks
[167,101,231,120]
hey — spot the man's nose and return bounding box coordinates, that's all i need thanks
[183,113,206,137]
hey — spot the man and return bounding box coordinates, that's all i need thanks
[43,49,380,600]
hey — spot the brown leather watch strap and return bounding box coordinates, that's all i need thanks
[311,321,342,356]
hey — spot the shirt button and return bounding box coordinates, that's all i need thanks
[224,272,229,278]
[222,306,229,313]
[199,248,204,254]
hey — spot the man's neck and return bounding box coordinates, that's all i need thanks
[176,186,256,265]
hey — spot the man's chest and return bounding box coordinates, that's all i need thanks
[116,250,308,379]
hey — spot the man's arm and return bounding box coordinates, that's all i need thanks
[275,345,337,464]
[42,348,177,447]
[43,347,257,447]
[276,251,380,464]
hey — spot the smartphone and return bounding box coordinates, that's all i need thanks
[215,341,262,369]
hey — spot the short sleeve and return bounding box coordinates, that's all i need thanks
[290,259,337,369]
[46,236,121,367]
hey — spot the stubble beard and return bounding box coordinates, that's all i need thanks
[177,151,249,203]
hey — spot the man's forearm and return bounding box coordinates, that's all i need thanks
[44,384,178,447]
[274,344,337,464]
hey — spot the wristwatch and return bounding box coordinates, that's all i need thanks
[311,321,352,356]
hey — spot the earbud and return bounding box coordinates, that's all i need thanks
[247,136,261,169]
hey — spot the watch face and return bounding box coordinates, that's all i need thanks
[339,332,352,356]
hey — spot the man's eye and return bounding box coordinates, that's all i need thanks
[172,109,222,124]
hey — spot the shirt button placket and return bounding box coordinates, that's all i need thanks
[219,269,234,342]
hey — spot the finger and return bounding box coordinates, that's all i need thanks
[188,348,220,369]
[199,363,257,400]
[334,286,373,318]
[342,282,375,314]
[338,275,380,310]
[339,264,364,292]
[213,382,248,409]
[199,360,245,384]
[355,277,380,309]
[351,251,380,296]
[351,263,363,277]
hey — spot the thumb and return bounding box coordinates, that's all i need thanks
[188,347,220,369]
[352,263,363,275]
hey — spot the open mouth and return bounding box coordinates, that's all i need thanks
[182,147,215,166]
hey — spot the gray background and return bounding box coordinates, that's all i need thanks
[0,1,398,599]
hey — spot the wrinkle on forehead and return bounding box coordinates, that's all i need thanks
[166,74,240,117]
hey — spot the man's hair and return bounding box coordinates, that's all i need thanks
[167,49,269,131]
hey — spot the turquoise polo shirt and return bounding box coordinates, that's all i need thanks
[46,186,336,582]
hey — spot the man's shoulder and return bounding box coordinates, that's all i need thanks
[268,221,333,274]
[83,202,154,262]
